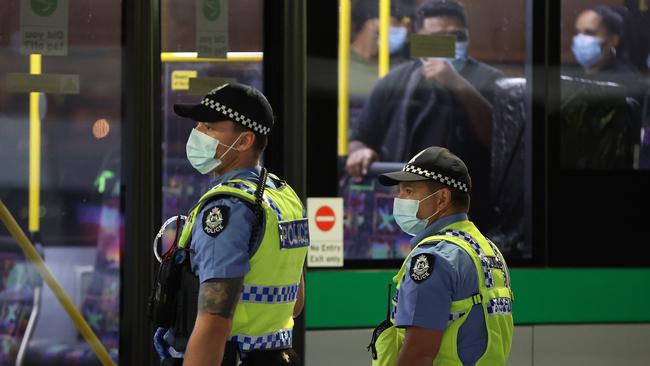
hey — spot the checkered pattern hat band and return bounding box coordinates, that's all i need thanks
[200,98,271,135]
[403,164,469,193]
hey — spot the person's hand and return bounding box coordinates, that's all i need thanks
[154,327,171,361]
[346,147,378,178]
[154,327,185,362]
[421,58,463,89]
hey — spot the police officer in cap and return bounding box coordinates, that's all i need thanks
[368,146,513,366]
[153,83,307,365]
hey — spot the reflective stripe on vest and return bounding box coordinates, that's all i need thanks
[240,283,301,304]
[229,328,292,352]
[435,229,495,287]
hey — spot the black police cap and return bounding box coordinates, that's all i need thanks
[378,146,471,193]
[173,83,274,135]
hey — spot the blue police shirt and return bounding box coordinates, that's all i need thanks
[395,213,487,365]
[190,167,273,283]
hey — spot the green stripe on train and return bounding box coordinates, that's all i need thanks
[305,269,650,329]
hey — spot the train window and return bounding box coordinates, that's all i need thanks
[160,1,265,223]
[544,0,650,267]
[339,0,533,264]
[0,0,122,363]
[559,0,650,170]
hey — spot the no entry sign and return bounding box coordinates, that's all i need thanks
[307,198,343,267]
[315,205,336,232]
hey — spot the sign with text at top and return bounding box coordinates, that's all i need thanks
[307,198,344,268]
[20,0,69,56]
[196,0,228,58]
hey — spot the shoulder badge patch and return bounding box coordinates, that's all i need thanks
[202,205,229,237]
[409,253,435,283]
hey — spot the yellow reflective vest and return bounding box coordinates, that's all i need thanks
[178,175,309,351]
[371,219,513,365]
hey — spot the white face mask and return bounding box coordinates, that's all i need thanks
[185,129,242,174]
[392,190,441,236]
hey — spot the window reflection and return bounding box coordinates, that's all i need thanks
[0,1,122,364]
[161,0,265,229]
[348,0,413,96]
[341,0,530,261]
[560,1,650,169]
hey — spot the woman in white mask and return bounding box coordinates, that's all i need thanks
[369,146,513,366]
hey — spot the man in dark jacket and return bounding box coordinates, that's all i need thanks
[346,0,502,228]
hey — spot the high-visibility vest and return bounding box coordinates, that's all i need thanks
[178,175,309,351]
[371,219,513,365]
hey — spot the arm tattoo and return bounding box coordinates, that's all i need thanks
[198,278,244,319]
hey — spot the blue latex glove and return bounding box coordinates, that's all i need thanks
[154,327,171,361]
[154,328,185,362]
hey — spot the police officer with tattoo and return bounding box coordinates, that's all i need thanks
[367,146,513,366]
[150,83,308,365]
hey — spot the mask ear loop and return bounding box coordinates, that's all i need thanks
[420,189,442,221]
[418,189,440,203]
[217,133,245,160]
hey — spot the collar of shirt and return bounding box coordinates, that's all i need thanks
[210,166,260,186]
[210,165,278,189]
[410,213,469,246]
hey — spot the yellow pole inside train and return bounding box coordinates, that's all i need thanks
[338,0,351,157]
[378,0,391,78]
[29,54,41,233]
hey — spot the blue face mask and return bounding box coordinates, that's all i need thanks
[388,26,407,54]
[571,34,604,69]
[425,41,469,71]
[392,190,441,236]
[451,41,469,70]
[185,128,241,174]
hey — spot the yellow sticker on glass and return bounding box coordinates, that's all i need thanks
[409,34,455,58]
[171,70,198,91]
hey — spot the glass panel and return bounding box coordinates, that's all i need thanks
[0,0,122,364]
[547,1,649,267]
[347,0,414,121]
[160,1,265,233]
[340,0,531,262]
[560,0,650,170]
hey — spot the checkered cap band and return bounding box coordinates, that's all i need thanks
[200,98,271,135]
[230,329,292,351]
[403,164,469,193]
[240,283,301,304]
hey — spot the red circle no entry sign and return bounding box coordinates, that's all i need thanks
[315,205,336,232]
